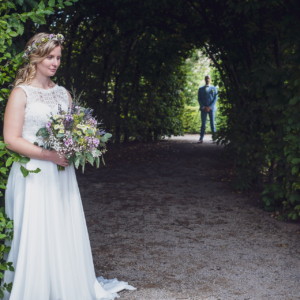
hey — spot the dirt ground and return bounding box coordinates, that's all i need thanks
[76,135,300,300]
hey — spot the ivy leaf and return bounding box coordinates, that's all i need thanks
[0,167,8,174]
[19,156,30,164]
[7,2,16,9]
[292,166,299,175]
[0,150,7,157]
[289,97,299,106]
[291,158,300,164]
[30,168,41,174]
[17,23,24,35]
[20,15,27,22]
[20,166,29,177]
[48,0,55,6]
[38,1,46,9]
[5,157,12,167]
[8,31,18,37]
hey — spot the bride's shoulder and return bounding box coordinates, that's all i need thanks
[7,86,27,106]
[11,85,28,96]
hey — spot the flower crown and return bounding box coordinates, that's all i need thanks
[22,33,65,60]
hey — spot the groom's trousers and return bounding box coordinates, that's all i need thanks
[200,110,216,140]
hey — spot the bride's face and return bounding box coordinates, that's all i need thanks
[36,46,61,77]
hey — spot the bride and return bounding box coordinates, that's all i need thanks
[2,33,135,300]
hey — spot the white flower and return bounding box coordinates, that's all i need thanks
[54,124,60,130]
[53,115,60,120]
[59,129,64,134]
[59,124,64,129]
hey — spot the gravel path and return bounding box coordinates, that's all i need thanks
[77,135,300,300]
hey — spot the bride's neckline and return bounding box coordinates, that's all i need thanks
[26,84,58,91]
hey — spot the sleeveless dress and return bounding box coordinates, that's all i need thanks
[2,85,135,300]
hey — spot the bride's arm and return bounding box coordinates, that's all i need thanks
[3,88,69,166]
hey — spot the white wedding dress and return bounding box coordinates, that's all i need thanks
[2,85,135,300]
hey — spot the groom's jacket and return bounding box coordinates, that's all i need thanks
[198,85,218,112]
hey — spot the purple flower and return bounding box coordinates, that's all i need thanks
[46,122,52,129]
[65,141,70,147]
[49,34,54,39]
[93,138,99,146]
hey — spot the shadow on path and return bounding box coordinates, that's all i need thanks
[77,135,300,300]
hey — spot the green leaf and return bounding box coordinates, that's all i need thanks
[20,15,27,22]
[104,133,112,139]
[64,1,73,6]
[6,221,13,229]
[38,1,46,9]
[292,166,299,175]
[7,2,16,9]
[75,156,81,168]
[30,168,41,174]
[5,157,12,167]
[87,129,93,134]
[289,97,300,106]
[20,166,29,177]
[57,133,64,138]
[19,156,30,164]
[86,152,94,165]
[17,23,24,35]
[95,156,100,168]
[8,31,18,37]
[67,155,74,165]
[6,149,21,159]
[289,194,300,204]
[0,234,6,239]
[291,158,300,164]
[48,0,55,6]
[0,167,8,174]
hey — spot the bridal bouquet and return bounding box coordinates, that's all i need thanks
[36,103,112,172]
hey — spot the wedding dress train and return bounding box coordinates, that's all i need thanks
[2,85,135,300]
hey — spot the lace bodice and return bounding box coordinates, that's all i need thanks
[17,85,69,145]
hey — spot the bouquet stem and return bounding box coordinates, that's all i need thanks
[57,165,65,171]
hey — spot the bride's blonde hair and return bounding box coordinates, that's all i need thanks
[14,32,64,87]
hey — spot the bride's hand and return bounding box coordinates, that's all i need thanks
[45,150,69,167]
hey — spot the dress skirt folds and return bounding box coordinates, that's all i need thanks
[3,159,135,300]
[1,85,135,299]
